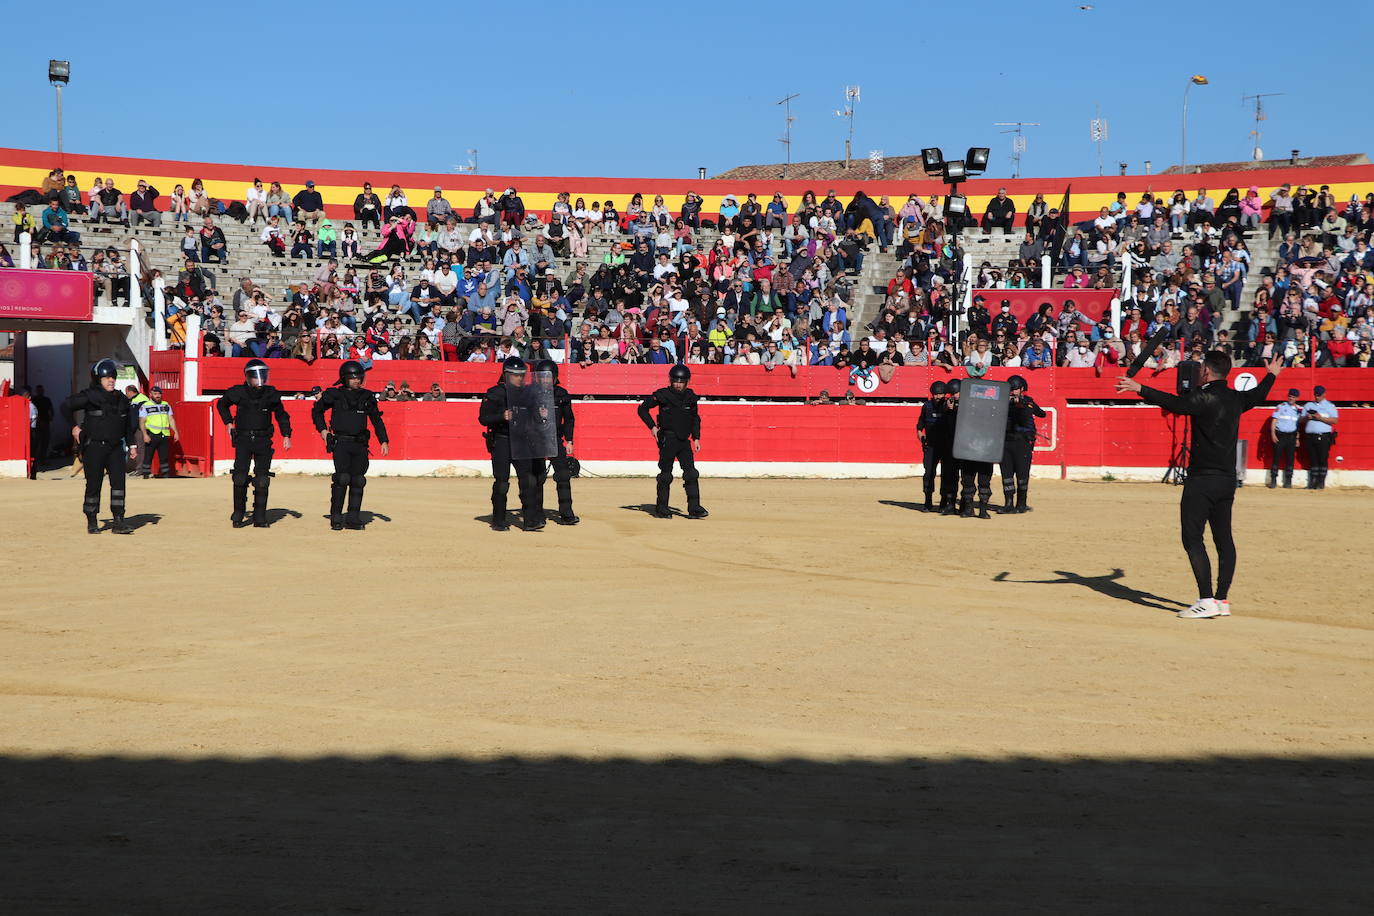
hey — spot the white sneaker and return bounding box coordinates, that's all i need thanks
[1216,600,1231,617]
[1179,598,1221,619]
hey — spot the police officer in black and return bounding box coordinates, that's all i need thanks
[953,377,995,520]
[61,358,138,534]
[917,380,950,511]
[999,374,1046,513]
[216,358,292,528]
[1117,352,1281,618]
[535,358,579,525]
[311,360,389,530]
[938,378,962,515]
[638,364,707,518]
[477,357,544,531]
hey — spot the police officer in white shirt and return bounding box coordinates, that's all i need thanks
[1301,384,1338,489]
[1269,387,1302,488]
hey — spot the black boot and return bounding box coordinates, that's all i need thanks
[960,498,974,518]
[654,479,672,518]
[939,497,957,516]
[329,478,346,530]
[1282,470,1292,489]
[85,511,100,534]
[345,479,366,529]
[1016,483,1030,513]
[977,500,992,520]
[231,479,249,527]
[1266,469,1277,489]
[1316,470,1328,490]
[111,512,131,534]
[252,475,270,528]
[922,491,934,512]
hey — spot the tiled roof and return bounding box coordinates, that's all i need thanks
[713,156,931,182]
[1159,154,1369,175]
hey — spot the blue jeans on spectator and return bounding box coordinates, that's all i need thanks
[317,241,336,259]
[268,205,291,221]
[340,314,357,332]
[291,242,312,258]
[201,242,228,263]
[1170,214,1186,231]
[876,218,894,249]
[387,289,407,308]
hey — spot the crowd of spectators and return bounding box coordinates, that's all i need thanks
[7,165,1374,371]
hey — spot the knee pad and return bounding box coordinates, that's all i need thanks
[253,473,271,491]
[492,479,510,496]
[656,471,674,486]
[682,467,700,484]
[350,475,366,490]
[231,471,250,487]
[331,472,350,487]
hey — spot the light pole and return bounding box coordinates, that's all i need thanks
[48,60,70,157]
[1180,74,1208,172]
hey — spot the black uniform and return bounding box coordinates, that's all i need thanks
[958,457,995,518]
[917,398,955,510]
[1137,372,1276,601]
[217,383,292,526]
[638,386,704,515]
[540,383,577,522]
[935,396,961,513]
[61,385,138,531]
[1000,394,1046,512]
[478,384,543,528]
[312,385,388,529]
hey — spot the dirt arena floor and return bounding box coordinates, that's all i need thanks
[2,475,1371,912]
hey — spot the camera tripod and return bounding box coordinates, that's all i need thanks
[1163,414,1190,485]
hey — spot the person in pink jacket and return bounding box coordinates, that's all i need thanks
[1240,186,1264,230]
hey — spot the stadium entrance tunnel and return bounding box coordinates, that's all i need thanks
[3,753,1369,911]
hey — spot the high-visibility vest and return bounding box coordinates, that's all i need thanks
[142,401,173,435]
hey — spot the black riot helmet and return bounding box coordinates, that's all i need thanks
[90,358,119,384]
[535,358,559,384]
[1007,374,1028,392]
[244,359,269,386]
[946,378,962,395]
[339,360,366,383]
[503,356,528,377]
[929,380,948,396]
[668,364,691,384]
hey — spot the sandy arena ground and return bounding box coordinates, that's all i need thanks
[1,475,1371,912]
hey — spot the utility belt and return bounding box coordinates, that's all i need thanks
[237,428,274,438]
[1308,431,1333,439]
[331,430,370,442]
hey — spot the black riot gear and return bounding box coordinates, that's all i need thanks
[503,356,528,376]
[946,378,962,395]
[91,358,119,383]
[244,359,270,386]
[312,379,389,530]
[668,364,691,383]
[339,360,366,382]
[61,365,139,533]
[638,381,706,518]
[930,380,948,397]
[218,375,293,527]
[535,358,559,383]
[1007,374,1028,392]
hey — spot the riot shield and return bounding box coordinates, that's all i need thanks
[509,370,559,459]
[953,379,1010,463]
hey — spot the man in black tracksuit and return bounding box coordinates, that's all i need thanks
[61,358,138,534]
[1117,352,1280,618]
[917,380,950,511]
[216,358,292,528]
[535,359,579,525]
[312,360,389,530]
[478,357,544,531]
[638,364,707,519]
[999,374,1046,513]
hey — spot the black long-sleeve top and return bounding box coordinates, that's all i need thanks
[638,386,701,441]
[312,385,388,442]
[1137,374,1275,476]
[61,386,138,443]
[217,383,292,436]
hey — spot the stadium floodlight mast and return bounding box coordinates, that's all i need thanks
[48,60,70,156]
[1180,74,1209,172]
[920,145,990,336]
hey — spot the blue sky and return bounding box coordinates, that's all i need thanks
[4,0,1370,179]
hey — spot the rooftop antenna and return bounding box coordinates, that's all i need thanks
[1241,92,1283,161]
[453,149,479,173]
[1089,104,1109,177]
[777,92,800,179]
[835,86,860,170]
[994,121,1040,179]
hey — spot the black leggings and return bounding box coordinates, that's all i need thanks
[1179,474,1236,601]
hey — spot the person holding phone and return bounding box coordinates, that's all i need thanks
[1301,385,1339,490]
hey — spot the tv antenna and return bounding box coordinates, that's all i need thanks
[835,86,860,170]
[1090,103,1109,176]
[994,121,1040,179]
[777,93,800,178]
[453,149,479,173]
[1241,93,1283,161]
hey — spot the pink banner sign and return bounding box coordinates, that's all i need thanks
[0,269,94,321]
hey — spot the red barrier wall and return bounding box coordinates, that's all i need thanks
[0,397,31,474]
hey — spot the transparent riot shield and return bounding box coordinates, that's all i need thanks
[510,369,559,460]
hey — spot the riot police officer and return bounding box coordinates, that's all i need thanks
[952,377,994,520]
[917,380,949,511]
[637,364,707,519]
[938,378,962,515]
[311,360,389,530]
[216,358,292,528]
[477,357,544,531]
[535,359,579,525]
[61,358,138,534]
[999,374,1046,513]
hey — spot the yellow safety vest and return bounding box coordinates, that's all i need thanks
[142,401,173,435]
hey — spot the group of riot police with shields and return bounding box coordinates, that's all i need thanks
[918,375,1046,518]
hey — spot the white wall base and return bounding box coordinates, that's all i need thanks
[0,459,27,478]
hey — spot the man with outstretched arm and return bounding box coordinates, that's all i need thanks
[1115,352,1281,619]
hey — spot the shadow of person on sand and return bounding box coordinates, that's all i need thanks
[878,499,927,513]
[620,504,685,517]
[117,513,163,532]
[263,508,304,526]
[993,568,1189,613]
